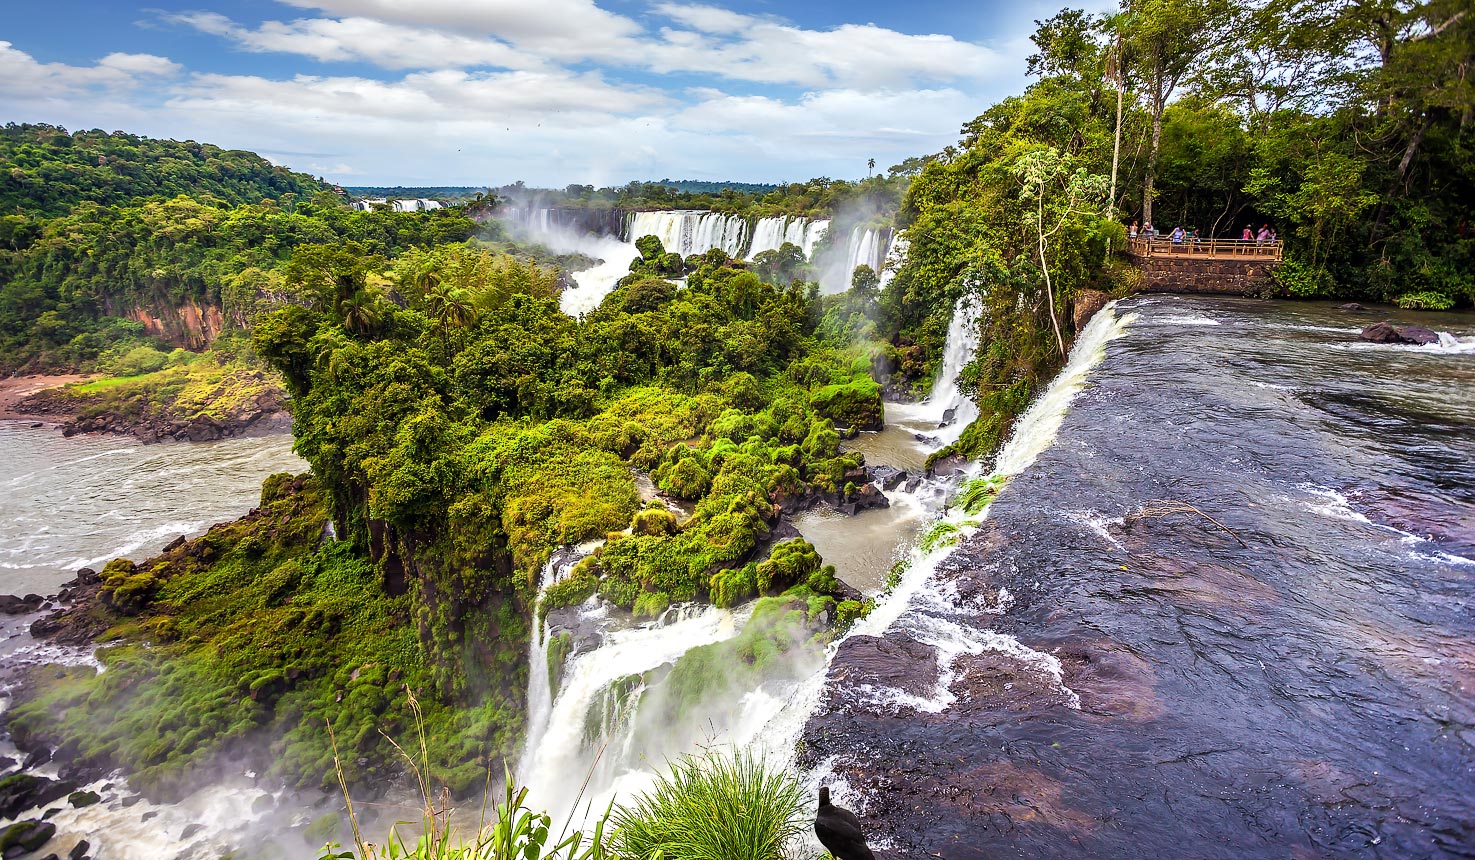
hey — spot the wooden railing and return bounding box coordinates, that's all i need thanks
[1126,235,1283,261]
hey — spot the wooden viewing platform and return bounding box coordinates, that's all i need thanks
[1124,235,1282,296]
[1126,235,1283,261]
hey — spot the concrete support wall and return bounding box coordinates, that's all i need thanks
[1127,253,1278,296]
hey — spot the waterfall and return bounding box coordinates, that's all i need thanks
[920,294,983,447]
[624,211,748,258]
[817,225,893,294]
[878,234,908,288]
[517,603,747,824]
[775,303,1133,776]
[747,216,831,261]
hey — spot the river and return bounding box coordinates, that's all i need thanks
[0,425,306,596]
[802,296,1475,858]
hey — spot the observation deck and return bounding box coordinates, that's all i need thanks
[1125,236,1282,296]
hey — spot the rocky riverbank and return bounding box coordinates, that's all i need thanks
[10,366,289,443]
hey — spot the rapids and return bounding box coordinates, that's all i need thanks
[801,296,1475,858]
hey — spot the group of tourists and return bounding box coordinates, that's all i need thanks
[1127,220,1278,246]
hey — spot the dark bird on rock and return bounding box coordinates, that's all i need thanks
[815,785,875,860]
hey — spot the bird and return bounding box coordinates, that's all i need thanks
[815,785,876,860]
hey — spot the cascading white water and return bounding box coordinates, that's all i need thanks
[878,233,908,288]
[517,603,748,823]
[624,211,748,258]
[747,216,831,260]
[818,225,891,294]
[495,210,640,316]
[918,294,983,448]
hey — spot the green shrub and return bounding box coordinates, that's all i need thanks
[111,345,170,376]
[1395,291,1454,311]
[608,749,806,860]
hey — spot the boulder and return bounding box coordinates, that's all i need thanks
[0,594,43,615]
[868,465,907,491]
[852,483,890,511]
[0,820,56,858]
[903,476,924,493]
[938,407,957,428]
[69,840,90,860]
[928,453,970,478]
[20,749,52,771]
[68,791,101,809]
[1360,321,1440,345]
[0,775,76,820]
[1337,302,1365,311]
[1396,325,1439,345]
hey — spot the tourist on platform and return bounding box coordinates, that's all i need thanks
[1129,221,1139,239]
[1143,222,1155,238]
[1242,225,1254,241]
[1171,226,1185,244]
[1257,224,1271,243]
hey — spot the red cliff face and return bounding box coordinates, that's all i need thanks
[124,301,228,350]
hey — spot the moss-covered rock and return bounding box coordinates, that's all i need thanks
[808,378,883,431]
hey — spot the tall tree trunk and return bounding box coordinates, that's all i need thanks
[1109,79,1124,213]
[1144,101,1164,227]
[1370,114,1432,245]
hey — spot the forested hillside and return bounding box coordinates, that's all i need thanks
[1,123,329,217]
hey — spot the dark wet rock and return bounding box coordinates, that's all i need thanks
[1395,324,1439,345]
[0,594,44,615]
[0,820,56,858]
[21,748,52,770]
[868,465,907,491]
[41,808,60,821]
[912,432,939,446]
[69,840,90,860]
[902,476,924,493]
[0,775,76,820]
[928,453,969,478]
[1359,321,1402,343]
[67,790,100,808]
[1337,302,1365,311]
[140,811,158,822]
[180,824,205,840]
[119,795,141,808]
[0,758,13,773]
[1360,321,1440,345]
[545,606,603,656]
[939,406,957,427]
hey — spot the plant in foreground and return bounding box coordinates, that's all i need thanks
[609,749,808,860]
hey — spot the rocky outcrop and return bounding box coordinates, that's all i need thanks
[41,380,290,443]
[1072,288,1112,331]
[1359,321,1439,345]
[118,301,228,351]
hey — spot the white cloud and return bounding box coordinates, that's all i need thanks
[170,12,543,71]
[272,0,647,62]
[0,41,178,98]
[168,68,667,124]
[648,11,1004,89]
[654,3,754,34]
[173,3,1000,90]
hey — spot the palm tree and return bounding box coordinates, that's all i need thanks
[424,283,479,356]
[867,158,876,178]
[339,289,384,336]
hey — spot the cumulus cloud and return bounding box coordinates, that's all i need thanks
[173,2,1000,89]
[170,11,545,71]
[0,41,178,98]
[168,68,667,125]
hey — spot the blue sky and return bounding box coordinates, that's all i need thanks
[2,0,1112,186]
